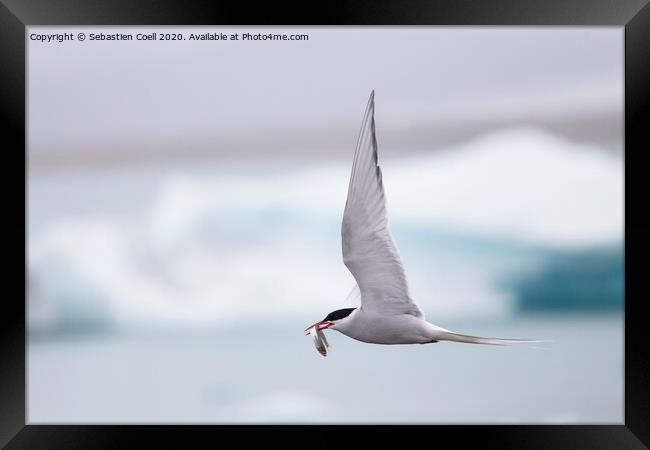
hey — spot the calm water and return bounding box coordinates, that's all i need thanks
[28,314,623,423]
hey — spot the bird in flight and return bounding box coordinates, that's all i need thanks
[305,91,541,356]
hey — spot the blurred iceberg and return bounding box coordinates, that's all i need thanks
[28,127,623,335]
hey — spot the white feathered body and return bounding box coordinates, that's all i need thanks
[332,308,447,345]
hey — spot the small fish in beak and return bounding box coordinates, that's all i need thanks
[309,325,330,356]
[305,321,333,356]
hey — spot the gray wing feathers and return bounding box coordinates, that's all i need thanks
[342,91,423,318]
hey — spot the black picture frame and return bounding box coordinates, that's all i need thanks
[2,1,648,448]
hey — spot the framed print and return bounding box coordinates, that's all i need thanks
[1,0,649,448]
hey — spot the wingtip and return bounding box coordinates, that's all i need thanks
[367,90,375,109]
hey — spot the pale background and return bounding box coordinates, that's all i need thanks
[27,27,623,423]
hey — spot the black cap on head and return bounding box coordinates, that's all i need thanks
[323,308,356,322]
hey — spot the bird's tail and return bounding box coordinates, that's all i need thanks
[436,331,549,346]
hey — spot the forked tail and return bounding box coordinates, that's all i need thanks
[437,331,549,346]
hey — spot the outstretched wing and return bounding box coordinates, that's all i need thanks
[341,91,423,318]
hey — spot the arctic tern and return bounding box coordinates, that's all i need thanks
[305,91,541,355]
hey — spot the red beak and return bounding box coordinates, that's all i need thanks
[304,321,334,335]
